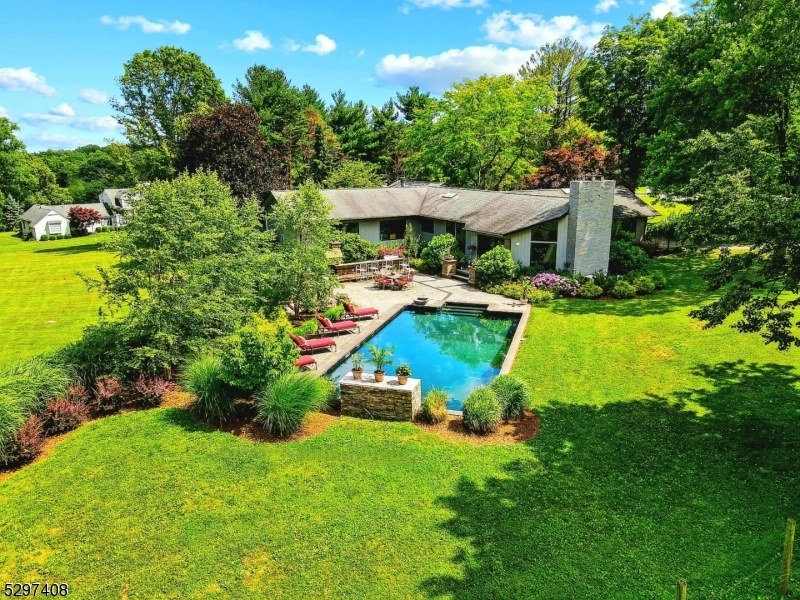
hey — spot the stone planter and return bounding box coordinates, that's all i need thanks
[340,374,422,421]
[441,257,458,278]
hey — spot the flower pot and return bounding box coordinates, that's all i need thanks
[352,369,363,380]
[397,375,409,385]
[519,298,528,305]
[374,370,385,382]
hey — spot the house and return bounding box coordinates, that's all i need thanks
[269,179,659,275]
[19,203,115,241]
[99,188,133,227]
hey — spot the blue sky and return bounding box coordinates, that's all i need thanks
[0,0,685,152]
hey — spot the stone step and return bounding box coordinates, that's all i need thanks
[455,268,470,276]
[452,274,470,283]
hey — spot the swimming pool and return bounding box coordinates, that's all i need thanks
[326,305,520,411]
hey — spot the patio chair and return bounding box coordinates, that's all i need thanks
[290,333,337,354]
[294,355,317,370]
[343,301,379,319]
[394,276,410,290]
[315,314,360,335]
[355,262,369,280]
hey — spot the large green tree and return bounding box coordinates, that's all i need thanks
[327,90,378,163]
[112,46,226,158]
[403,75,552,190]
[577,15,685,187]
[324,161,384,189]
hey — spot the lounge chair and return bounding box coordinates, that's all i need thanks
[294,355,317,370]
[343,302,379,319]
[290,333,337,354]
[315,314,360,335]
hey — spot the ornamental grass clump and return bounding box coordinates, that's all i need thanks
[528,273,580,297]
[183,355,237,422]
[462,387,502,434]
[255,371,333,437]
[420,389,449,424]
[489,374,531,420]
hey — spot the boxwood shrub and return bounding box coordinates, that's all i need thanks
[612,280,637,299]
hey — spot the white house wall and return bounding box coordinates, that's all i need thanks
[556,216,568,270]
[358,220,380,243]
[508,230,531,266]
[32,212,70,240]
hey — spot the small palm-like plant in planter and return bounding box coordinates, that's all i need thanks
[395,363,412,385]
[351,353,365,380]
[366,344,394,383]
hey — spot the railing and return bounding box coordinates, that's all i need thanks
[332,257,409,282]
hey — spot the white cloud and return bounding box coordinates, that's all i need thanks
[651,0,686,18]
[0,106,8,118]
[232,30,272,52]
[408,0,488,8]
[78,88,109,104]
[19,133,86,150]
[484,11,607,48]
[303,34,337,55]
[352,49,366,59]
[49,103,75,117]
[283,39,301,52]
[0,67,56,96]
[100,15,191,34]
[595,0,619,13]
[376,45,534,94]
[20,113,121,131]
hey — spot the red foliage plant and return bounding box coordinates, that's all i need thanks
[377,245,405,258]
[1,416,45,466]
[93,376,126,412]
[131,375,176,408]
[41,398,89,435]
[521,137,620,189]
[66,383,90,405]
[68,206,103,234]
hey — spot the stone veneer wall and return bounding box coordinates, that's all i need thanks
[340,375,421,421]
[565,179,616,275]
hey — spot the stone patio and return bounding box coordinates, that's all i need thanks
[306,275,529,374]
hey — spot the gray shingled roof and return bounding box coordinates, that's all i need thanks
[20,203,112,226]
[269,183,658,238]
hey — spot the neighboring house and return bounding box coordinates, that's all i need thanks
[269,179,659,275]
[99,188,133,227]
[19,203,115,241]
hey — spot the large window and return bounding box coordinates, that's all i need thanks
[477,234,504,256]
[339,221,359,235]
[420,218,434,234]
[445,221,464,237]
[47,221,62,235]
[530,221,558,268]
[379,219,406,241]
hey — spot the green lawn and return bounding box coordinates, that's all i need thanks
[1,253,799,599]
[0,232,115,367]
[636,187,691,223]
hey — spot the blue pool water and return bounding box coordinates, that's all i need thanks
[327,307,520,411]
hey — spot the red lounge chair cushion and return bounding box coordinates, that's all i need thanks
[316,314,357,331]
[294,355,317,368]
[345,302,379,316]
[304,337,336,349]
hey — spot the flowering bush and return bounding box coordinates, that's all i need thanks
[527,273,580,297]
[377,244,405,258]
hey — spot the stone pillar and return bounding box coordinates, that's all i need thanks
[340,374,422,421]
[441,256,457,278]
[468,265,476,286]
[565,178,615,275]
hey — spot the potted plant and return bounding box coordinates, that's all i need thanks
[366,344,394,383]
[396,364,412,385]
[519,277,531,305]
[351,353,364,380]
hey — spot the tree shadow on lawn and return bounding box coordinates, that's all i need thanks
[421,361,800,599]
[33,242,107,255]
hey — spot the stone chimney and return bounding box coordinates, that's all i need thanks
[565,178,615,275]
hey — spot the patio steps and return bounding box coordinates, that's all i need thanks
[452,268,470,283]
[441,303,487,318]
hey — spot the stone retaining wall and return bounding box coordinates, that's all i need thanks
[340,374,421,421]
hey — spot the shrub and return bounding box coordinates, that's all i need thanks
[609,240,650,275]
[591,270,618,293]
[487,281,522,300]
[528,273,580,297]
[377,244,405,258]
[475,245,516,288]
[131,375,176,408]
[420,233,458,272]
[220,313,300,395]
[409,257,425,271]
[64,233,72,239]
[490,375,531,420]
[420,389,449,424]
[66,383,90,405]
[577,282,604,299]
[294,318,318,338]
[612,280,637,299]
[53,234,63,240]
[40,398,88,435]
[462,387,502,434]
[255,371,333,437]
[633,276,656,295]
[57,322,130,386]
[40,234,50,241]
[183,355,237,422]
[527,288,555,303]
[340,233,378,263]
[0,415,45,466]
[324,305,346,321]
[93,376,126,412]
[651,271,667,290]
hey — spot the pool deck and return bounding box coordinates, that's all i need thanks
[309,274,531,375]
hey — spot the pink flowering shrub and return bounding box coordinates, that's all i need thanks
[376,245,405,258]
[131,375,176,408]
[527,273,581,297]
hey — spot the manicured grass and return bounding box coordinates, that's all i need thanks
[0,253,798,598]
[0,232,115,367]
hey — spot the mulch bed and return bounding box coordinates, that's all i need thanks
[213,410,340,443]
[415,410,541,446]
